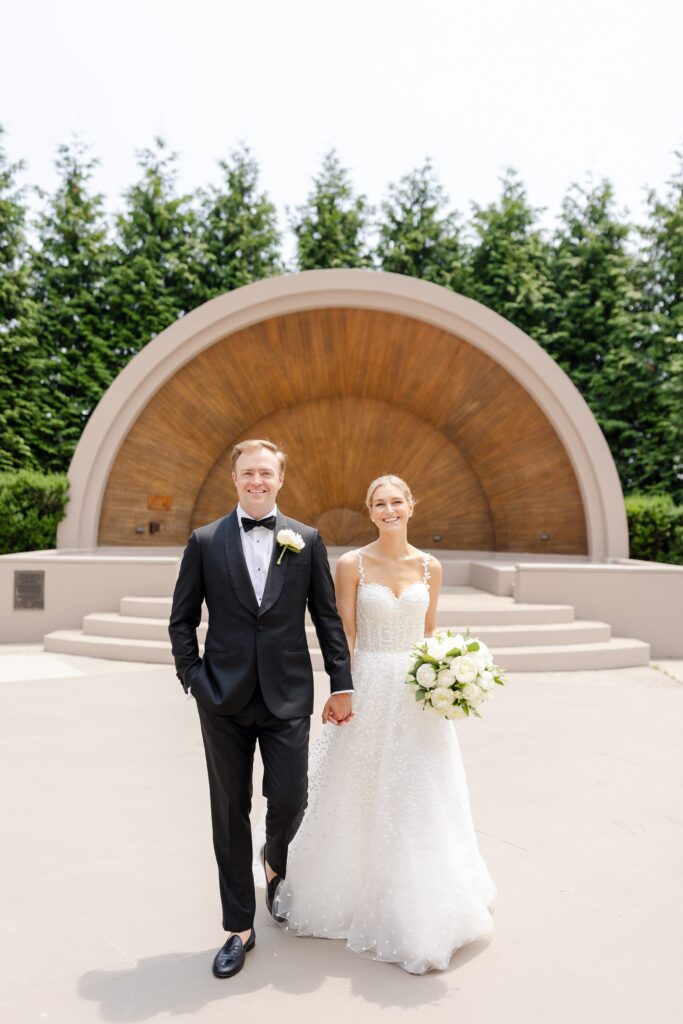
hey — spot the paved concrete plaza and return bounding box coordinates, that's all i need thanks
[1,646,682,1023]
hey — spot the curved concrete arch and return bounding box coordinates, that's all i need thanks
[58,269,628,558]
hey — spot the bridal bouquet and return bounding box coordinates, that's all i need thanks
[405,629,506,719]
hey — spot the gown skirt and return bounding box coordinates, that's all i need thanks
[269,627,498,974]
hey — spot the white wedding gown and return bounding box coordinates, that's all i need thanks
[262,552,497,974]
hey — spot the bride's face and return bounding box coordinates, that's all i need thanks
[369,485,413,533]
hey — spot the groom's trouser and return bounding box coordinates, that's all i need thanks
[196,680,310,931]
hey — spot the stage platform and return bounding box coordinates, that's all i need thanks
[3,546,682,666]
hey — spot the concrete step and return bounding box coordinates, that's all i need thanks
[120,587,480,621]
[119,592,575,626]
[304,620,610,647]
[434,597,574,624]
[432,561,471,586]
[44,630,178,664]
[489,638,651,671]
[83,613,208,642]
[120,596,198,619]
[83,612,606,647]
[81,610,610,643]
[469,562,516,597]
[43,630,650,672]
[309,637,649,671]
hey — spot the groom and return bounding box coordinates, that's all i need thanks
[169,439,353,978]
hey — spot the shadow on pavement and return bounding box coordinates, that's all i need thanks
[78,927,492,1020]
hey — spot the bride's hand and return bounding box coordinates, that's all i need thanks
[322,693,354,726]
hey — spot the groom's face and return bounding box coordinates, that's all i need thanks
[232,448,284,518]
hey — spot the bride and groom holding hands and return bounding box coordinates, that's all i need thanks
[169,438,496,979]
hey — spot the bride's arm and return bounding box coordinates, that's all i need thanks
[334,553,359,658]
[424,558,443,637]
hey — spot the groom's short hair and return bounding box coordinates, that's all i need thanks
[231,438,287,474]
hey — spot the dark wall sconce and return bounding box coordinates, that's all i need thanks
[149,521,161,535]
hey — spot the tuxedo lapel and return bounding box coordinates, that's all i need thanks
[224,509,259,616]
[258,511,289,617]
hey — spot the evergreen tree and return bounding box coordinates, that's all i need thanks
[547,180,672,495]
[29,141,116,471]
[547,181,635,391]
[465,170,553,342]
[196,145,281,299]
[292,151,372,270]
[0,127,41,470]
[107,138,203,361]
[375,161,466,290]
[639,154,683,500]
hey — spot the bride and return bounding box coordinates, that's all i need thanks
[268,475,497,974]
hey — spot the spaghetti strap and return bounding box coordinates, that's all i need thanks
[357,551,366,586]
[421,552,432,586]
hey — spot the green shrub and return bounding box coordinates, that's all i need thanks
[0,470,69,555]
[625,493,683,565]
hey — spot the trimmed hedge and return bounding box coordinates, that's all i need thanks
[0,470,69,555]
[625,493,683,565]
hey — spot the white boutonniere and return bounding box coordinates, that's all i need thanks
[276,528,305,565]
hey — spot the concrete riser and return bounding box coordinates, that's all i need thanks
[45,632,176,664]
[82,613,610,648]
[119,599,575,627]
[44,630,650,672]
[44,581,650,672]
[83,614,208,642]
[492,642,650,670]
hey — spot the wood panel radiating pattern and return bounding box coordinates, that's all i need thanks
[98,307,588,553]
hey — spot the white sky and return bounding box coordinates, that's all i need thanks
[3,0,683,251]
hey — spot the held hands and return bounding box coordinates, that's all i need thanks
[322,693,354,726]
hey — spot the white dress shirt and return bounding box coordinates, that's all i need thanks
[236,502,278,605]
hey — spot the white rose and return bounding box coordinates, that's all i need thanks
[446,703,467,719]
[462,682,485,704]
[479,671,494,691]
[416,663,438,688]
[446,633,466,653]
[431,687,456,712]
[426,637,448,662]
[277,529,305,551]
[451,655,479,685]
[468,650,488,675]
[471,641,493,667]
[437,668,456,688]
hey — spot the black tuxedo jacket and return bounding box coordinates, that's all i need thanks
[168,508,353,719]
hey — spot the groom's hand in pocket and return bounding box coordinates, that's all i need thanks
[322,693,354,726]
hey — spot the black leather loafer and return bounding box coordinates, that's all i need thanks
[212,929,255,979]
[260,845,286,922]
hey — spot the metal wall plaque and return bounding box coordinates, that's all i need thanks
[14,570,45,610]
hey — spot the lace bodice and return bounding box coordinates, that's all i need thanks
[355,551,431,653]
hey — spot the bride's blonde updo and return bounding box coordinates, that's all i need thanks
[365,475,416,511]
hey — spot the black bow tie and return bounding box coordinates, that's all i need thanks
[241,515,276,533]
